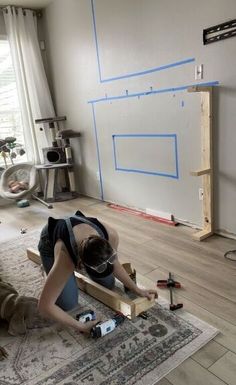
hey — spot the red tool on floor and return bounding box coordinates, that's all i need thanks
[157,272,183,311]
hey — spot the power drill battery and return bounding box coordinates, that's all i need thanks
[76,310,96,323]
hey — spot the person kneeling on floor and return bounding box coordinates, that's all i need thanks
[38,210,157,335]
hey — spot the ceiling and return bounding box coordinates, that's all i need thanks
[0,0,52,9]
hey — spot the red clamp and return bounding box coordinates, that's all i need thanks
[157,273,183,311]
[157,279,181,289]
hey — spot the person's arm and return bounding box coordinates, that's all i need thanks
[113,258,157,300]
[38,241,98,334]
[103,222,157,299]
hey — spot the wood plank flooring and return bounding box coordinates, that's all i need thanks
[0,195,236,385]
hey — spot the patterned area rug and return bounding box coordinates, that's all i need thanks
[0,230,218,385]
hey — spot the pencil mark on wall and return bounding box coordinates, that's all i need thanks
[90,0,195,83]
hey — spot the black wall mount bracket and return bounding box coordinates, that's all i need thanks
[203,19,236,45]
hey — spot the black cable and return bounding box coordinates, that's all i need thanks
[224,250,236,261]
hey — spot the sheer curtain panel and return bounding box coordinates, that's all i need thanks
[3,6,55,164]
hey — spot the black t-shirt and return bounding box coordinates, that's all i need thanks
[47,210,113,277]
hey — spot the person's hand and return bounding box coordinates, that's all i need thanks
[77,317,101,336]
[136,288,158,300]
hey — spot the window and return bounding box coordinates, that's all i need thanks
[0,39,26,167]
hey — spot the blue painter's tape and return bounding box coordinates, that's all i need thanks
[91,103,104,199]
[113,168,178,179]
[112,134,179,179]
[112,135,118,170]
[88,81,219,104]
[91,0,195,83]
[174,134,179,179]
[91,0,102,82]
[114,133,176,138]
[100,58,195,83]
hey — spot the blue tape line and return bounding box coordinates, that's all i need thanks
[88,81,219,104]
[113,134,176,138]
[114,168,179,179]
[91,1,194,83]
[112,134,179,179]
[112,135,118,169]
[101,58,195,83]
[91,0,102,82]
[174,134,179,179]
[91,103,104,200]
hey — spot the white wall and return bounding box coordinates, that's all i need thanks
[42,0,236,235]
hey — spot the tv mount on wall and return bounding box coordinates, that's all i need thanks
[203,19,236,45]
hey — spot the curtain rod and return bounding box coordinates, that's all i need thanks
[0,6,42,17]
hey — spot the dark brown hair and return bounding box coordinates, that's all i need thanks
[80,235,113,267]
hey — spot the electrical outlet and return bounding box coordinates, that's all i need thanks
[199,188,204,201]
[195,64,203,80]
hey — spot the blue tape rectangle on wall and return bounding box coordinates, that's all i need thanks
[112,134,179,179]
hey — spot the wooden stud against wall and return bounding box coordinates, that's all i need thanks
[188,86,213,241]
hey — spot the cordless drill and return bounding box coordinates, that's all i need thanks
[91,312,125,338]
[76,310,125,338]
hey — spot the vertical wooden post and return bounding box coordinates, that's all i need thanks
[188,86,213,241]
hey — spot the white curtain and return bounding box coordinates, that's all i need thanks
[3,6,55,164]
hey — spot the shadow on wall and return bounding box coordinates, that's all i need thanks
[213,85,236,228]
[218,171,236,185]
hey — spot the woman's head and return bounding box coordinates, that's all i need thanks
[80,235,116,273]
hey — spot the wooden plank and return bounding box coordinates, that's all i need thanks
[132,296,156,318]
[27,247,41,264]
[75,271,136,318]
[202,89,213,237]
[188,86,213,240]
[193,229,214,241]
[188,86,212,93]
[190,168,211,176]
[27,248,155,319]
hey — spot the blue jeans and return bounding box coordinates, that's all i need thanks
[38,225,115,311]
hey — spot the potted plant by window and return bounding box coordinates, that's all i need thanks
[0,137,25,169]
